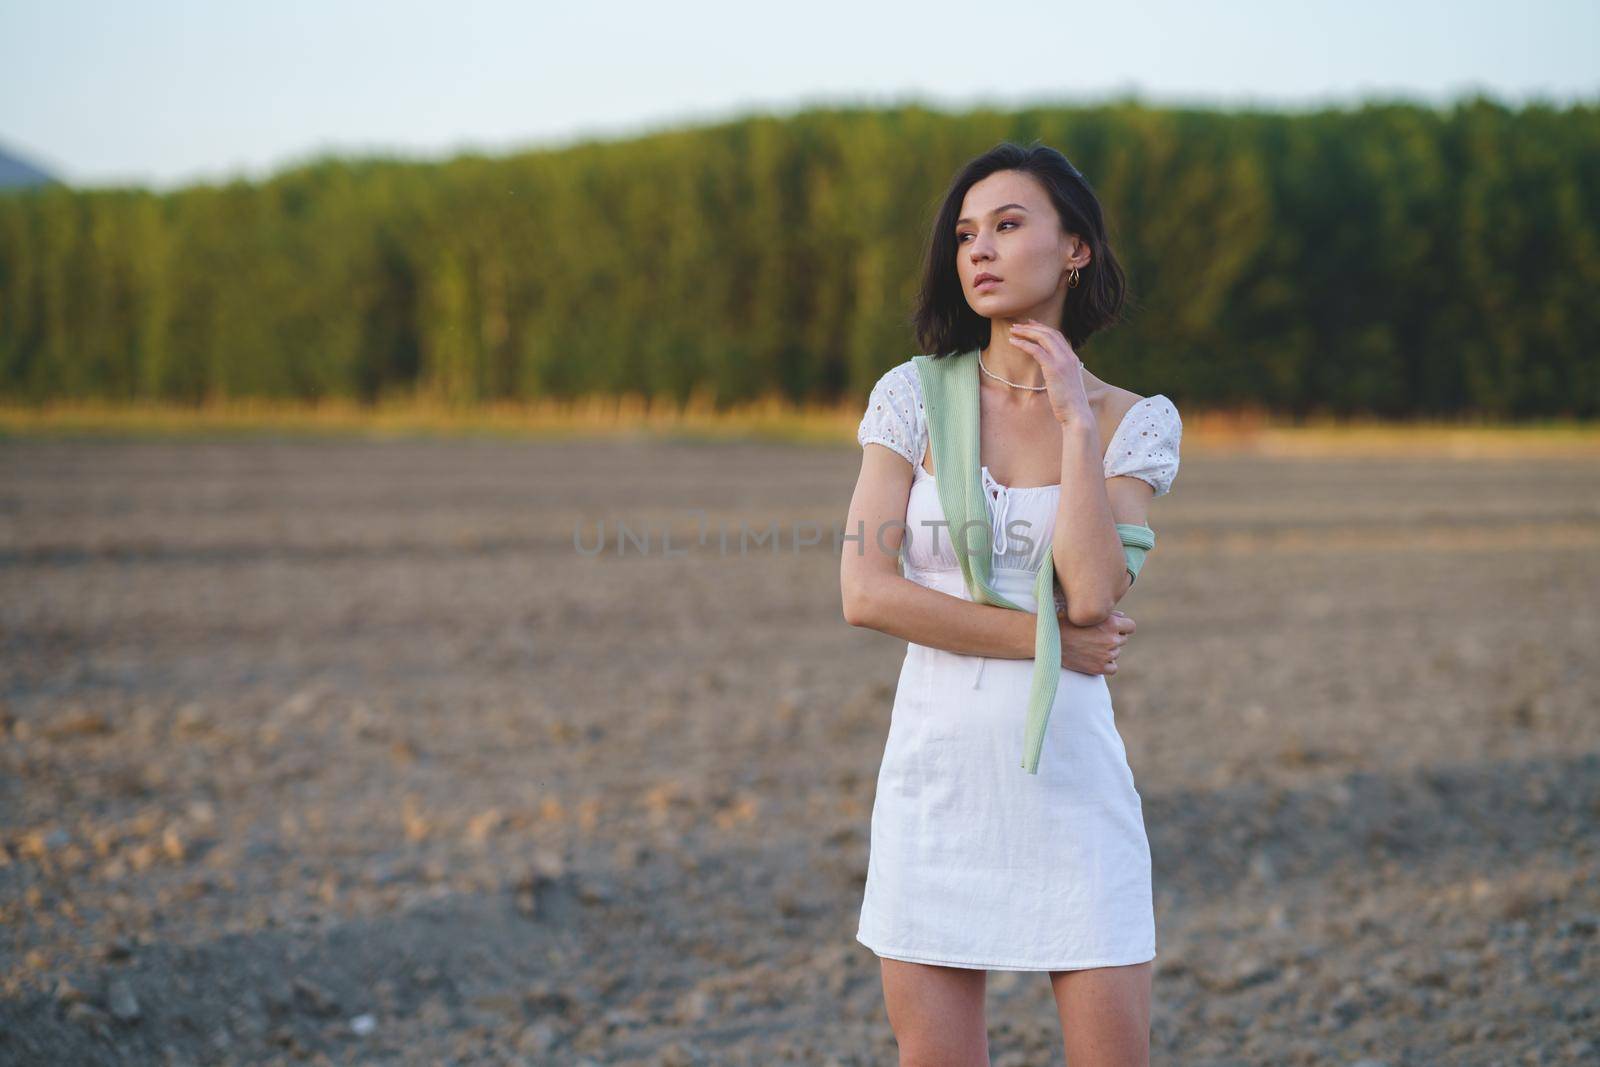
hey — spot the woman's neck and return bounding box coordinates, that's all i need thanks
[980,334,1046,391]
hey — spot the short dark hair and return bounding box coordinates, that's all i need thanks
[911,140,1130,357]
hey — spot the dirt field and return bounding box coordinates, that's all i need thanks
[1,434,1597,1066]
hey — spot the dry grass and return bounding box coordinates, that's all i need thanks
[0,394,851,447]
[1,395,1597,457]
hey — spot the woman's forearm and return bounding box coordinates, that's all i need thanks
[846,574,1036,658]
[1051,420,1127,625]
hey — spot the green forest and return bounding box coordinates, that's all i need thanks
[2,96,1596,417]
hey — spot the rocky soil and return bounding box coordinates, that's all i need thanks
[1,435,1596,1065]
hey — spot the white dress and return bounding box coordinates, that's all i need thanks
[853,359,1182,971]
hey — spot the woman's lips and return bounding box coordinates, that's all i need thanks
[975,278,1001,290]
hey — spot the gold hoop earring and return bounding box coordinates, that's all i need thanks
[1067,267,1081,289]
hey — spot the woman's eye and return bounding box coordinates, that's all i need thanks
[955,220,1017,242]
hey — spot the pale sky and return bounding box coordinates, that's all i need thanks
[3,0,1596,191]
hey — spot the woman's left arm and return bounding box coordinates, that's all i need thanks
[1049,420,1134,625]
[1008,318,1157,627]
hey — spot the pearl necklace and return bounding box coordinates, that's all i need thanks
[978,351,1047,391]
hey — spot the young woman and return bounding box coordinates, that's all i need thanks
[839,141,1182,1066]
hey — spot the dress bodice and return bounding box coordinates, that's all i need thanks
[856,358,1184,603]
[903,460,1061,578]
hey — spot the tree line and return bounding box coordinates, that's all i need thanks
[1,95,1595,417]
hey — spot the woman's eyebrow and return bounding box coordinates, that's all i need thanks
[955,203,1030,225]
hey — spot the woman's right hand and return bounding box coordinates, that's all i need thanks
[1057,606,1135,675]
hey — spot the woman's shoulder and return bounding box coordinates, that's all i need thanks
[1094,381,1141,410]
[857,359,927,467]
[878,358,922,391]
[866,360,925,412]
[1095,383,1182,495]
[1094,382,1180,430]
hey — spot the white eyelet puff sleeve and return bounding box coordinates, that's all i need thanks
[856,361,926,468]
[1103,395,1182,496]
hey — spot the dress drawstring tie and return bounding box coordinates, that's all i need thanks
[972,470,1012,689]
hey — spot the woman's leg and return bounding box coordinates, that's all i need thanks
[879,957,990,1067]
[1048,960,1153,1067]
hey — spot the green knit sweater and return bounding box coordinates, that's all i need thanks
[912,350,1157,774]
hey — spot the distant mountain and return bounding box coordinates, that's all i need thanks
[0,145,60,190]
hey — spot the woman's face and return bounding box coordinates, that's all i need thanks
[953,169,1086,322]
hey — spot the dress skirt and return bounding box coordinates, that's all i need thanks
[855,567,1157,972]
